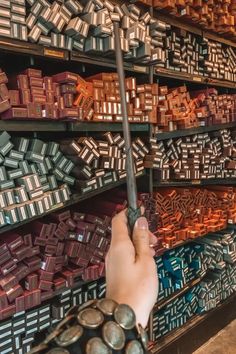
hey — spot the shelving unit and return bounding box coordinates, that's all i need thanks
[0,1,236,353]
[154,178,236,187]
[0,173,145,235]
[149,293,236,354]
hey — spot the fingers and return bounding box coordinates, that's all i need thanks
[149,231,158,246]
[111,209,130,243]
[132,217,151,259]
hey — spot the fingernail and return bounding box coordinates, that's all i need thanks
[135,217,148,230]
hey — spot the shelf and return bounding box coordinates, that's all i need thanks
[155,67,236,89]
[0,173,145,235]
[149,293,236,354]
[154,178,236,187]
[0,36,149,75]
[156,122,236,140]
[68,122,150,132]
[153,277,204,313]
[0,120,67,132]
[0,120,150,133]
[71,51,149,74]
[0,36,69,60]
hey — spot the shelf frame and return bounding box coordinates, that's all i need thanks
[156,122,236,140]
[153,178,236,187]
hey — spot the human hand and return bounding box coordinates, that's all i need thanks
[105,210,159,328]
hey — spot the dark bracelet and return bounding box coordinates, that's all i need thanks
[28,299,149,354]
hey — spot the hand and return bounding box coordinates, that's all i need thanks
[105,210,159,328]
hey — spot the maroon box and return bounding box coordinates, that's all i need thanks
[46,238,58,246]
[2,107,28,119]
[27,102,42,118]
[45,91,55,103]
[6,234,24,251]
[16,295,25,312]
[54,277,66,291]
[32,95,47,104]
[45,245,57,254]
[52,72,78,84]
[42,104,58,119]
[39,280,53,291]
[0,290,8,308]
[9,90,20,106]
[56,242,64,256]
[12,245,32,261]
[0,250,11,266]
[23,68,42,78]
[0,304,16,320]
[31,87,45,96]
[20,89,31,104]
[59,108,78,118]
[6,284,23,303]
[38,270,54,282]
[17,75,29,89]
[25,273,39,291]
[23,234,33,247]
[1,260,17,276]
[0,99,11,114]
[11,263,29,282]
[24,289,41,309]
[35,238,47,247]
[0,83,9,100]
[24,256,41,269]
[29,77,43,87]
[44,77,53,91]
[0,273,18,291]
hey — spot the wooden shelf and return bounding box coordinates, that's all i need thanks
[156,122,236,140]
[155,67,236,89]
[149,293,236,354]
[0,36,69,60]
[154,178,236,187]
[0,120,150,133]
[153,276,204,312]
[0,173,145,235]
[68,121,150,132]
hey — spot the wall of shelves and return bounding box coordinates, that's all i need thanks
[0,1,236,353]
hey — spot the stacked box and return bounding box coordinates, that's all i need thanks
[155,27,236,83]
[154,87,236,131]
[150,186,236,248]
[152,228,236,341]
[0,68,158,123]
[153,0,236,40]
[147,129,236,180]
[0,0,27,41]
[156,243,206,302]
[86,73,159,123]
[4,69,86,120]
[0,277,105,354]
[0,189,155,321]
[0,132,74,228]
[59,132,148,193]
[24,0,169,64]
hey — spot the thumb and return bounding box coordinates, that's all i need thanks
[132,217,150,259]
